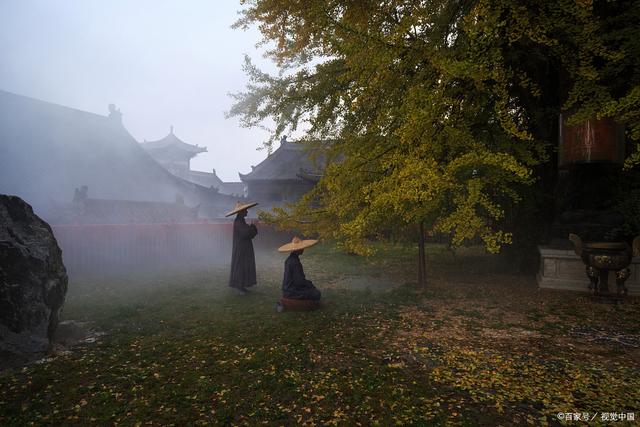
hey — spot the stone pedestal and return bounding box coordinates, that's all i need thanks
[538,246,640,295]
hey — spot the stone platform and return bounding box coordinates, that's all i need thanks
[537,246,640,296]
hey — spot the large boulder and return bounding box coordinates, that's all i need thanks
[0,195,68,363]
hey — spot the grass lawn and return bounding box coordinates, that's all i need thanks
[1,244,640,426]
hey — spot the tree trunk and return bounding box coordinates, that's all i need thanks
[417,220,426,289]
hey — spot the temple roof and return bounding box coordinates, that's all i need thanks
[141,127,207,156]
[188,169,225,187]
[186,170,246,197]
[0,90,237,220]
[239,140,324,182]
[217,181,246,197]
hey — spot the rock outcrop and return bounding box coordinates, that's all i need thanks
[0,195,68,364]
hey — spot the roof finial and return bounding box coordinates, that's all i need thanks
[170,125,174,134]
[280,135,287,144]
[108,104,122,124]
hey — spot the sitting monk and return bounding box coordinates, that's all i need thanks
[278,236,321,301]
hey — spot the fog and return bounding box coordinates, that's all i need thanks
[0,86,278,279]
[1,89,237,217]
[0,2,299,282]
[54,220,285,282]
[0,0,277,182]
[0,86,283,281]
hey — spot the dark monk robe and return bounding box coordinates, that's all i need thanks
[229,211,257,290]
[282,251,321,301]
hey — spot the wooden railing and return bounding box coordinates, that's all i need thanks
[52,222,288,278]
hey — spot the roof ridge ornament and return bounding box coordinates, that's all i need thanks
[108,104,122,125]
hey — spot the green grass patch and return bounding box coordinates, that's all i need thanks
[1,244,639,426]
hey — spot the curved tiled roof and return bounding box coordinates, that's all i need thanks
[141,129,207,155]
[239,141,324,182]
[0,90,236,220]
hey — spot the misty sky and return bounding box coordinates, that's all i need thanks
[0,1,278,182]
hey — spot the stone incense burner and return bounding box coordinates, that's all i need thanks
[569,233,640,298]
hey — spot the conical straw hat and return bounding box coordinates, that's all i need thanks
[225,201,258,217]
[278,236,319,252]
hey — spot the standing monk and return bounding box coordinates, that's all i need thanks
[225,201,259,294]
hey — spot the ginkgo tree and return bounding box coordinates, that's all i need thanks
[228,0,640,287]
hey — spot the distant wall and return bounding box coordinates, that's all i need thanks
[52,222,288,279]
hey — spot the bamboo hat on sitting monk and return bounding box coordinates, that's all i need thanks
[278,236,319,253]
[225,201,258,217]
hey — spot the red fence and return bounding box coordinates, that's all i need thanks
[52,222,288,278]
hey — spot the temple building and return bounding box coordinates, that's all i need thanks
[186,169,246,198]
[140,127,206,178]
[239,137,324,207]
[141,128,245,197]
[0,90,238,222]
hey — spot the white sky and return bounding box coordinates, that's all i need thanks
[0,0,278,182]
